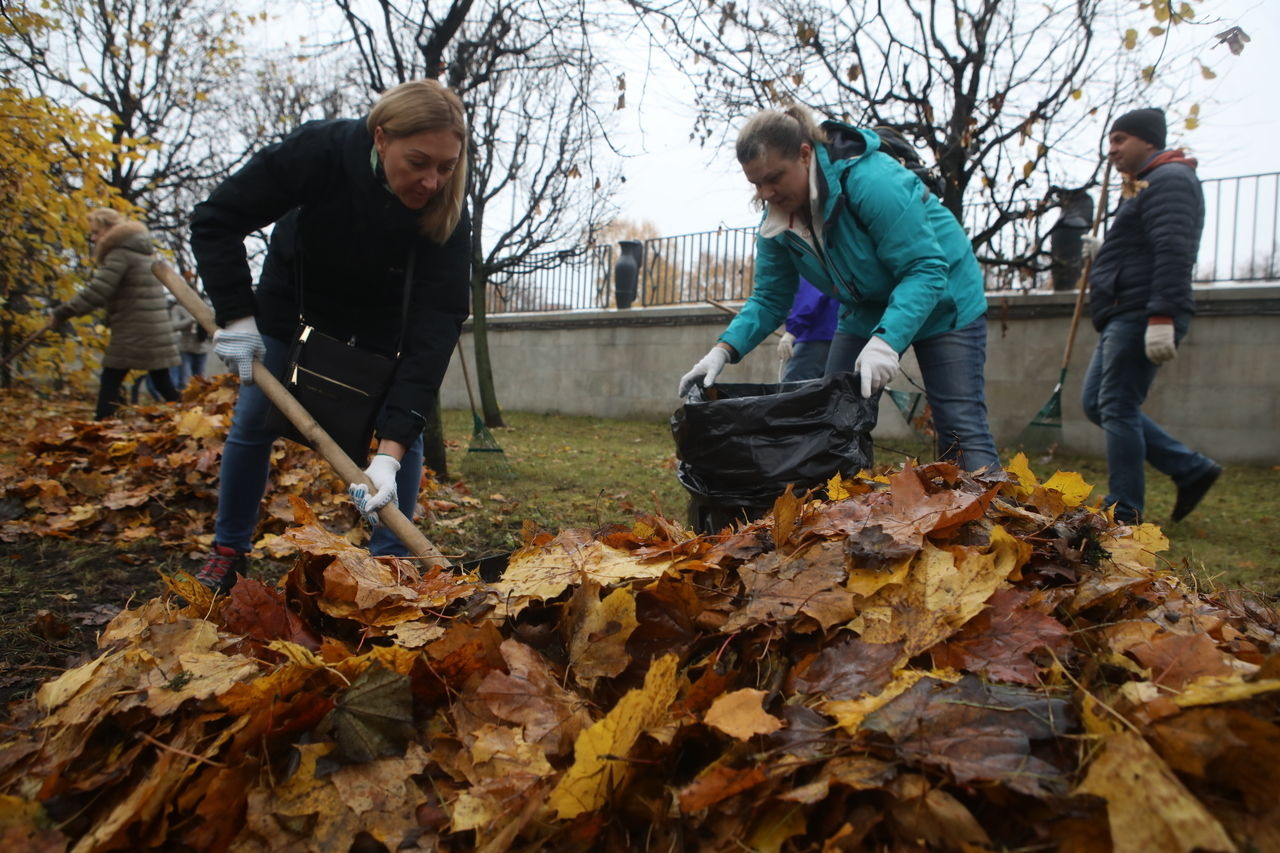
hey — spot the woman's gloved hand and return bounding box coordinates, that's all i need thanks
[347,453,400,526]
[776,331,796,363]
[1144,317,1177,364]
[212,316,266,385]
[1082,234,1103,261]
[678,345,731,397]
[854,336,900,398]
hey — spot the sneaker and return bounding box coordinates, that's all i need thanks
[1172,463,1222,522]
[194,544,246,594]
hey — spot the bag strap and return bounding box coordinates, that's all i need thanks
[294,244,416,356]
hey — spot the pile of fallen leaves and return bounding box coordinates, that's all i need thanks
[1,458,1277,852]
[0,377,449,557]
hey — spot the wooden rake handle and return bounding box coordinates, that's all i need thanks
[1060,161,1113,371]
[0,324,51,371]
[152,261,450,567]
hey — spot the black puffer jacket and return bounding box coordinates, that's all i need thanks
[190,118,471,446]
[1088,150,1204,330]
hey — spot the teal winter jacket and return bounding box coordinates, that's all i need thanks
[718,123,986,359]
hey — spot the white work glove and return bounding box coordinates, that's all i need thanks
[212,316,266,385]
[1144,319,1177,365]
[347,453,400,526]
[678,345,731,397]
[854,335,900,398]
[1082,234,1103,261]
[777,331,796,363]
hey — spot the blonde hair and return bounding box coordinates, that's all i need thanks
[368,79,468,244]
[87,208,125,231]
[736,105,828,165]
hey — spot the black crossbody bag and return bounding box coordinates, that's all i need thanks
[264,251,415,465]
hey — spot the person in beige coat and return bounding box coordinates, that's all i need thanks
[50,208,181,419]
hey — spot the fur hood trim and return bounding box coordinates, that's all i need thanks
[93,220,153,263]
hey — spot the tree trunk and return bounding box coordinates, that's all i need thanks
[471,264,505,428]
[422,393,449,479]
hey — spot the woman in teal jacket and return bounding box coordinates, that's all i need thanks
[678,106,999,471]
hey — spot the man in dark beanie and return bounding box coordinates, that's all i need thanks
[1079,106,1221,523]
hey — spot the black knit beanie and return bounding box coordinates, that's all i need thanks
[1110,108,1166,149]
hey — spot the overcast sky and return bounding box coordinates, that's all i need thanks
[610,0,1280,237]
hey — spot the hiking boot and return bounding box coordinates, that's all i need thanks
[194,544,246,594]
[1172,463,1222,522]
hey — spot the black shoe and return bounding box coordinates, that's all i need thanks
[1172,464,1222,522]
[194,544,246,594]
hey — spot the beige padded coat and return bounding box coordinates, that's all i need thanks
[60,221,180,371]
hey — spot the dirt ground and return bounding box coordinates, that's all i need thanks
[0,536,288,713]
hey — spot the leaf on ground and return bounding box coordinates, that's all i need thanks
[929,587,1073,684]
[1125,630,1243,689]
[791,634,907,700]
[850,525,1028,655]
[491,530,678,618]
[704,688,784,740]
[677,761,768,813]
[863,674,1075,797]
[328,664,415,763]
[722,545,856,632]
[565,582,637,688]
[1076,730,1235,853]
[219,576,323,651]
[886,774,992,849]
[475,639,591,757]
[547,653,678,819]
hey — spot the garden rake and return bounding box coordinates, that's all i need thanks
[1017,162,1113,456]
[454,341,512,474]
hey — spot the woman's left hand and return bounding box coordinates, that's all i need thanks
[854,336,900,398]
[348,453,400,525]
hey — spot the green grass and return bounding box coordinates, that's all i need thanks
[438,409,1279,596]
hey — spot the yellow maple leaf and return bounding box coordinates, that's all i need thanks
[703,688,784,740]
[1077,731,1234,853]
[547,653,679,819]
[1042,470,1093,506]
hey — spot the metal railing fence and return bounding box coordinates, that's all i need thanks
[1197,172,1280,283]
[485,171,1278,313]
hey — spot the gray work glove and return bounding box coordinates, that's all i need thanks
[348,453,400,526]
[678,345,731,397]
[1144,318,1177,364]
[1082,234,1103,261]
[777,331,796,363]
[854,335,900,398]
[212,316,266,385]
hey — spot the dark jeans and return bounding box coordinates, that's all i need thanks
[1081,312,1216,521]
[782,339,832,382]
[173,351,207,389]
[827,315,1000,472]
[214,335,425,557]
[99,367,178,419]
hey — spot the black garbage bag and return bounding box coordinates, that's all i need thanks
[671,372,878,533]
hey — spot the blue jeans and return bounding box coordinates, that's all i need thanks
[782,339,832,382]
[828,315,1000,472]
[1081,313,1215,521]
[215,335,425,557]
[173,351,207,389]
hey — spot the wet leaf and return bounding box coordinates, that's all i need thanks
[328,664,415,763]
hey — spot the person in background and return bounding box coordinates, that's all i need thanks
[1081,107,1220,523]
[189,79,472,594]
[679,105,999,472]
[50,208,181,420]
[169,286,212,389]
[777,277,838,382]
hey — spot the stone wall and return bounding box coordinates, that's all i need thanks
[439,285,1280,464]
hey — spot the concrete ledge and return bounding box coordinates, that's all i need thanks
[442,284,1280,464]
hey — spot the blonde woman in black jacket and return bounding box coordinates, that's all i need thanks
[190,79,472,593]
